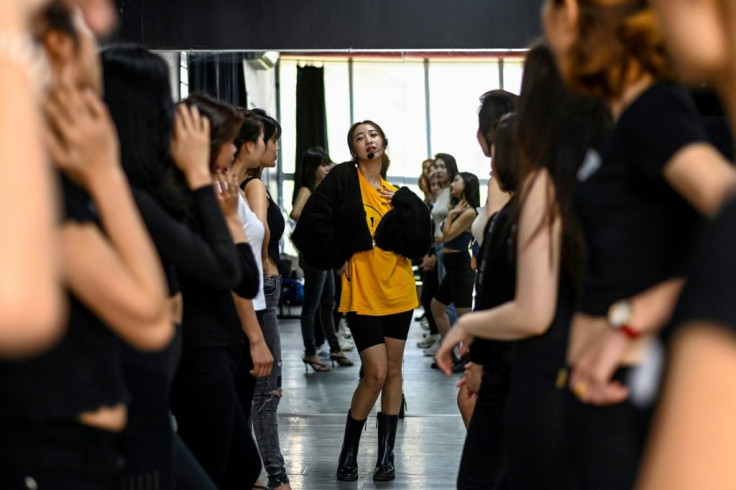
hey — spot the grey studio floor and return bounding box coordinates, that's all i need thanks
[260,308,465,490]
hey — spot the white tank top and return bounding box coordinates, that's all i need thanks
[471,207,488,246]
[238,194,266,311]
[431,187,451,239]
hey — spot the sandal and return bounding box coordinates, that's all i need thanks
[302,354,331,372]
[330,352,355,367]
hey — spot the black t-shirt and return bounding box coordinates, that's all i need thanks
[0,174,127,422]
[470,201,516,366]
[670,198,736,335]
[574,82,706,315]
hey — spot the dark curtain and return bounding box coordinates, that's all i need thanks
[188,53,247,107]
[293,65,328,204]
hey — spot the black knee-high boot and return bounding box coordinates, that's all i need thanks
[336,410,366,481]
[373,412,399,481]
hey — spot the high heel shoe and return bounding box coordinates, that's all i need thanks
[302,355,331,372]
[330,352,354,367]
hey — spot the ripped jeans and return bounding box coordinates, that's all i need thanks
[253,274,289,488]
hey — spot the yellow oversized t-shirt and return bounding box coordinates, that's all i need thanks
[338,169,419,316]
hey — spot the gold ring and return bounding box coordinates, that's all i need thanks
[573,382,587,398]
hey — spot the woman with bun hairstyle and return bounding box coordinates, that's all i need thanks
[543,0,736,486]
[292,120,431,482]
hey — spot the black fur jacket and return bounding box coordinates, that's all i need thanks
[291,161,432,270]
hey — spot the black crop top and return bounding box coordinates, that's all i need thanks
[574,82,706,316]
[0,174,127,423]
[243,177,285,266]
[470,202,516,366]
[670,198,736,337]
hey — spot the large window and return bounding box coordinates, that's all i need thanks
[278,53,527,217]
[428,60,500,179]
[351,59,427,179]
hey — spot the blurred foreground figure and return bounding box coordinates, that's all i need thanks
[640,1,736,488]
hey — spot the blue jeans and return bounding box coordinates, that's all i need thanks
[253,274,289,488]
[300,264,340,356]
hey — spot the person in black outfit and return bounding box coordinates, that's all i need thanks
[169,93,263,489]
[457,91,518,426]
[102,46,263,489]
[436,43,610,489]
[456,113,518,489]
[637,1,736,487]
[241,109,291,490]
[543,1,736,488]
[0,5,174,488]
[291,147,353,371]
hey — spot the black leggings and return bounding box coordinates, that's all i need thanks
[434,251,475,309]
[171,343,261,489]
[457,362,510,490]
[420,266,440,335]
[346,310,414,352]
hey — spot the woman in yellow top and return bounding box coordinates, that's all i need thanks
[291,120,431,483]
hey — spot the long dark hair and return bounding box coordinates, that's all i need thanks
[492,113,519,193]
[452,172,481,209]
[434,153,458,183]
[185,94,244,172]
[234,109,263,157]
[347,120,391,178]
[252,108,282,142]
[246,108,281,179]
[515,42,610,283]
[300,147,332,192]
[102,45,188,219]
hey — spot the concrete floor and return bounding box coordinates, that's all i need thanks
[266,311,466,489]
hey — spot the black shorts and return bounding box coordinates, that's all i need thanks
[434,251,476,308]
[346,310,414,353]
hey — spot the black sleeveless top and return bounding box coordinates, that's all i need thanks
[0,174,126,423]
[243,177,285,266]
[470,201,516,367]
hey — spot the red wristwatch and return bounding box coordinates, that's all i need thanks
[607,299,641,339]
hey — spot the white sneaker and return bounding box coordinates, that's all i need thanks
[417,333,439,349]
[339,335,355,351]
[423,338,441,357]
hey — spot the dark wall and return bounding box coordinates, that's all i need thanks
[116,0,544,50]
